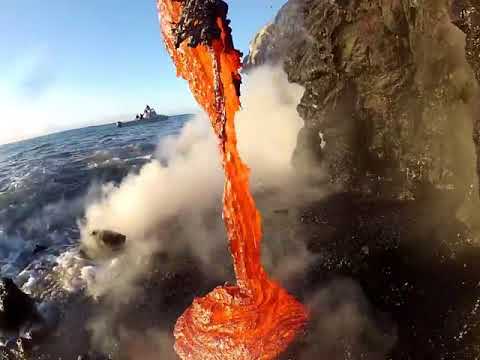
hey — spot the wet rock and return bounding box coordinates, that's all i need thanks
[25,302,61,341]
[452,0,480,83]
[90,230,126,252]
[33,244,48,255]
[293,192,480,358]
[0,277,61,353]
[451,0,480,196]
[77,352,110,360]
[0,338,30,359]
[0,278,38,336]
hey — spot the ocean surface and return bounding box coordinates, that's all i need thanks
[0,115,191,278]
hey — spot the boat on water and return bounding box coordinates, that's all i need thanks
[116,105,168,128]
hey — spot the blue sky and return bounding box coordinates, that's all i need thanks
[0,0,286,144]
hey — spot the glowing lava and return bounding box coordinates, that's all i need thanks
[157,1,309,359]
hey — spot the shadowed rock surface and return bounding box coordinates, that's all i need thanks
[243,0,480,358]
[452,0,480,83]
[246,0,478,206]
[242,0,306,70]
[171,0,228,48]
[452,0,480,198]
[289,193,480,359]
[0,278,38,335]
[90,230,126,252]
[24,192,480,359]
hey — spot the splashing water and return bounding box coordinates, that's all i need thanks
[157,1,309,359]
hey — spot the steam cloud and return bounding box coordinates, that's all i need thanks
[79,66,392,359]
[71,2,480,358]
[79,66,305,290]
[78,66,318,355]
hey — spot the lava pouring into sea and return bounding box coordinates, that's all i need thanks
[157,1,309,359]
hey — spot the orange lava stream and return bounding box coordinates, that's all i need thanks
[157,1,309,359]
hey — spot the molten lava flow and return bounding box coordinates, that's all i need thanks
[157,1,309,359]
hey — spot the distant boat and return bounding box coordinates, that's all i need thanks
[116,115,168,128]
[116,105,168,128]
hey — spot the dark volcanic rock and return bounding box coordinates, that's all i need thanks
[90,230,126,252]
[0,278,38,334]
[451,0,480,197]
[81,230,127,260]
[244,1,480,357]
[287,193,480,358]
[452,0,480,83]
[246,0,478,205]
[243,0,306,69]
[172,0,228,48]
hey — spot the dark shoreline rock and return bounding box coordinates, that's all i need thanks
[14,189,480,359]
[90,230,126,252]
[275,192,480,359]
[451,0,480,199]
[243,1,480,357]
[0,277,60,358]
[82,230,127,259]
[0,278,38,336]
[6,2,480,359]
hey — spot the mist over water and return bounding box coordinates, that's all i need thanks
[79,66,307,295]
[0,115,190,278]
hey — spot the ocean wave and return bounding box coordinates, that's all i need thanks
[0,117,190,293]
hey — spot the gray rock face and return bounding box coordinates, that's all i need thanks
[246,0,478,205]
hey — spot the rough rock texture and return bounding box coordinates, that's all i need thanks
[453,0,480,82]
[242,1,480,358]
[0,278,38,334]
[25,194,480,359]
[90,230,126,252]
[243,0,306,69]
[172,0,228,48]
[452,0,480,202]
[82,230,127,259]
[285,193,480,359]
[245,0,478,206]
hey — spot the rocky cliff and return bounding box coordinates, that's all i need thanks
[244,1,480,358]
[245,0,479,209]
[452,0,480,208]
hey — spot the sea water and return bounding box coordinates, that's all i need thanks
[0,116,191,280]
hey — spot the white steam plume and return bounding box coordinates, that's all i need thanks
[78,66,305,300]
